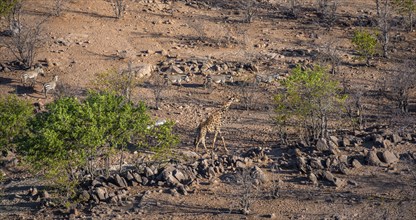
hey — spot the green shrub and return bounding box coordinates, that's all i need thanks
[274,65,346,145]
[0,94,33,153]
[351,29,379,66]
[19,91,178,195]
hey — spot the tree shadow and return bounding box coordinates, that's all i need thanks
[65,9,115,19]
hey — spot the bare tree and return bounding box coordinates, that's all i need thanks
[239,0,259,23]
[316,39,341,74]
[111,0,126,19]
[378,0,392,58]
[151,72,165,110]
[316,0,338,30]
[346,90,364,130]
[286,0,301,18]
[54,0,65,17]
[388,61,416,114]
[235,168,256,215]
[2,19,45,68]
[376,0,381,16]
[238,81,257,110]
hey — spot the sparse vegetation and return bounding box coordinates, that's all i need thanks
[275,65,346,145]
[351,29,379,66]
[1,19,45,68]
[0,0,415,219]
[0,94,33,154]
[111,0,126,19]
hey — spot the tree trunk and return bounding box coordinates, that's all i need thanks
[376,0,380,17]
[383,30,389,58]
[410,12,414,32]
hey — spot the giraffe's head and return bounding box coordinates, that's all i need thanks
[222,96,239,110]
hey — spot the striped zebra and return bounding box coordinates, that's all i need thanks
[42,75,59,98]
[22,67,44,87]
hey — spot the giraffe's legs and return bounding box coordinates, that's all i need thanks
[212,130,219,151]
[218,130,228,152]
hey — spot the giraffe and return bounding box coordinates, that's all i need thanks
[194,97,239,152]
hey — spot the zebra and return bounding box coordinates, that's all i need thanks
[21,67,45,87]
[42,75,59,98]
[164,74,191,86]
[204,74,234,88]
[254,74,280,85]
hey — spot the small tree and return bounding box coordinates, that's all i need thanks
[275,65,346,146]
[377,0,392,58]
[316,0,339,30]
[151,74,165,110]
[388,61,416,114]
[111,0,126,19]
[2,19,45,68]
[317,40,341,74]
[92,62,142,101]
[392,0,416,32]
[238,0,259,23]
[0,94,33,154]
[351,29,379,66]
[54,0,65,17]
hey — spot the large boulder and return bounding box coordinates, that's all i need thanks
[132,63,155,79]
[367,150,382,166]
[381,151,399,164]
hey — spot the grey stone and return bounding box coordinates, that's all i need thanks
[132,172,142,183]
[310,158,324,170]
[381,151,399,164]
[297,156,307,173]
[367,150,382,166]
[316,138,329,151]
[382,139,392,148]
[251,166,268,184]
[323,171,336,183]
[352,159,363,169]
[141,177,149,185]
[95,187,107,201]
[173,169,186,183]
[392,133,402,144]
[115,174,128,187]
[339,163,350,175]
[126,171,134,181]
[236,160,246,169]
[342,137,350,147]
[308,172,318,185]
[144,167,154,177]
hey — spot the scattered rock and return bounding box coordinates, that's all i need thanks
[367,150,382,166]
[352,159,363,169]
[381,151,399,164]
[251,166,268,185]
[308,172,318,185]
[114,174,128,188]
[95,187,108,201]
[316,138,330,151]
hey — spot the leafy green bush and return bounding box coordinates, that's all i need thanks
[274,65,346,145]
[0,94,33,153]
[0,0,20,17]
[351,29,379,66]
[19,91,178,195]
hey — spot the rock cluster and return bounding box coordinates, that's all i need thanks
[79,147,270,204]
[157,58,260,77]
